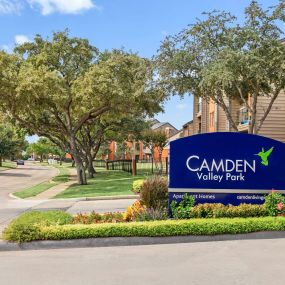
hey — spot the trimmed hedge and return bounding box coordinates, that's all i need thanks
[189,203,267,218]
[3,211,72,243]
[4,216,285,242]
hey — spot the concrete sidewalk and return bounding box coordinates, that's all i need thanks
[0,198,136,237]
[30,168,77,200]
[0,163,137,237]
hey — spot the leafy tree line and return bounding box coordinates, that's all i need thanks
[1,0,283,183]
[0,31,164,184]
[155,0,285,134]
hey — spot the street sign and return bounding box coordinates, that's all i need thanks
[169,132,285,205]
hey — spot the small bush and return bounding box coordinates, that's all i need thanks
[72,212,124,224]
[264,191,285,216]
[3,210,72,243]
[123,201,147,222]
[189,203,225,218]
[135,208,168,222]
[132,180,145,194]
[140,176,168,210]
[171,194,195,219]
[189,203,267,218]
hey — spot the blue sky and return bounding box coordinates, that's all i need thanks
[0,0,281,131]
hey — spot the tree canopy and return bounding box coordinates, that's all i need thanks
[0,31,164,184]
[155,0,285,133]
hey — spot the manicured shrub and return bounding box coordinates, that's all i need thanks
[5,217,285,242]
[72,212,124,224]
[140,176,168,210]
[264,191,285,216]
[189,203,267,218]
[132,179,145,194]
[221,204,267,218]
[123,201,147,222]
[135,208,168,222]
[3,210,72,243]
[189,203,225,218]
[170,194,195,219]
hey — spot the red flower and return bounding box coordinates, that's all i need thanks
[277,203,283,211]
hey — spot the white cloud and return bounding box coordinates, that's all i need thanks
[28,0,97,15]
[0,44,13,53]
[176,103,188,110]
[15,35,31,45]
[0,0,22,14]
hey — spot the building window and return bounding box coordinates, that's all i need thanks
[209,112,214,128]
[198,97,202,113]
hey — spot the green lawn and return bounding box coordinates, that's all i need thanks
[14,165,70,199]
[0,160,17,171]
[55,169,144,199]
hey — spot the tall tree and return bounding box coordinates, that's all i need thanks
[155,0,285,134]
[141,129,167,174]
[0,123,26,166]
[77,116,150,178]
[26,137,56,162]
[0,32,163,184]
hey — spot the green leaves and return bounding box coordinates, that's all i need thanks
[155,0,285,134]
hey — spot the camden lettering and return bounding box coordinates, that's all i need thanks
[186,155,256,182]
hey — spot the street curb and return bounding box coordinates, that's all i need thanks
[83,195,139,201]
[1,231,285,251]
[9,193,139,201]
[9,166,60,200]
[9,193,22,200]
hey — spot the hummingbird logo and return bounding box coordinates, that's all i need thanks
[255,147,274,166]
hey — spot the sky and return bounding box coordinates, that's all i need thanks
[0,0,281,134]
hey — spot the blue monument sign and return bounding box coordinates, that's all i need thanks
[169,133,285,205]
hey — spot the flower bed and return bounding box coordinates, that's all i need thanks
[4,180,285,243]
[3,214,285,243]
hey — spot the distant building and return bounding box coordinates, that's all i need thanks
[182,120,194,137]
[108,119,179,161]
[192,93,285,142]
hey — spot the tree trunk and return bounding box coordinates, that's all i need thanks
[0,156,2,167]
[87,154,96,179]
[73,155,87,185]
[158,149,163,175]
[70,136,87,185]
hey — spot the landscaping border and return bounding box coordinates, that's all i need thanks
[1,231,285,251]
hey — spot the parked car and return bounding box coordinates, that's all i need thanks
[16,160,25,166]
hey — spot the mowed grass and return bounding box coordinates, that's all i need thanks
[55,169,144,199]
[0,160,17,171]
[14,165,70,199]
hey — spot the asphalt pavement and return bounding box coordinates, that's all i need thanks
[0,162,134,234]
[1,238,284,285]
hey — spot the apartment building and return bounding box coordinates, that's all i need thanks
[192,92,285,143]
[182,120,194,137]
[108,119,179,161]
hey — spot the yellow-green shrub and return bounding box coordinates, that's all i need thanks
[132,179,145,194]
[189,203,267,218]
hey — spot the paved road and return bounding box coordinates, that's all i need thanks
[0,162,58,199]
[0,163,134,233]
[0,162,58,231]
[1,238,284,285]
